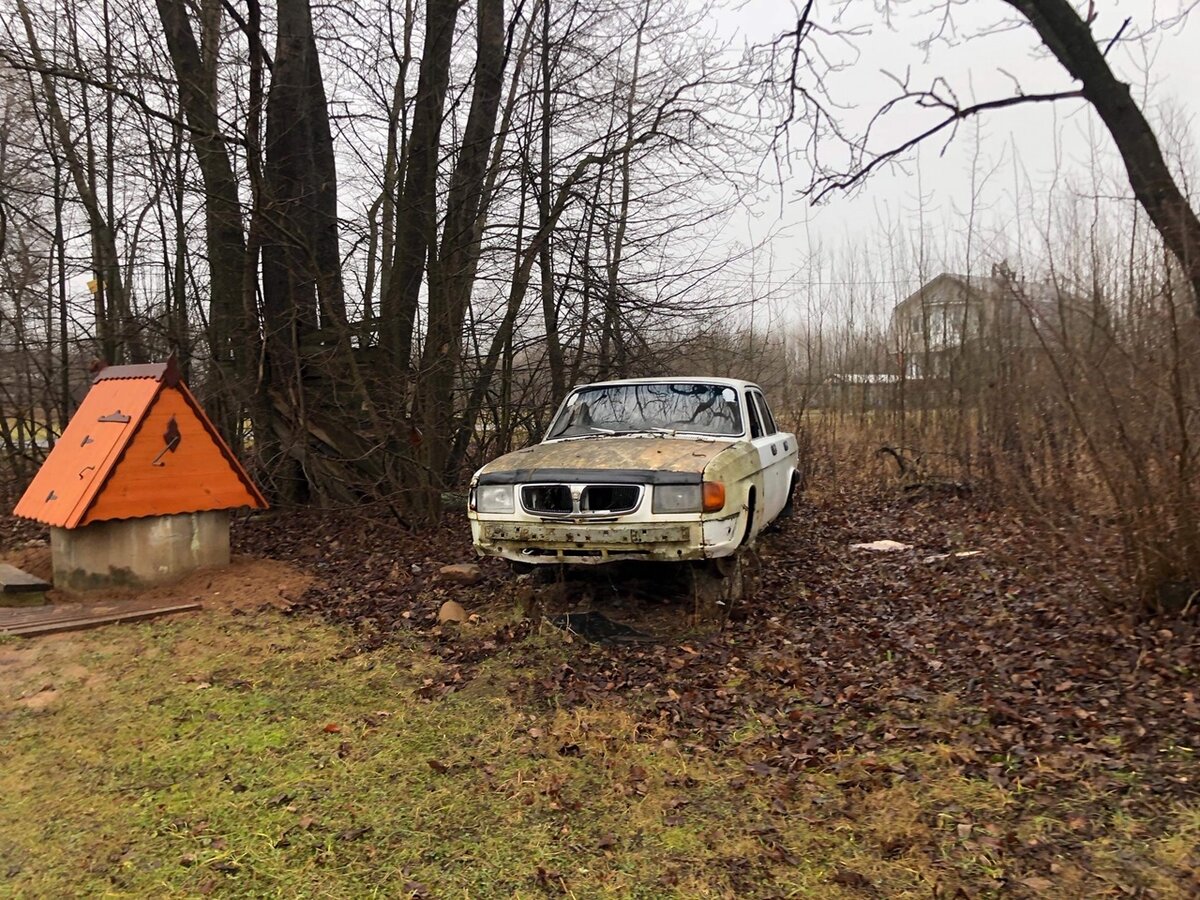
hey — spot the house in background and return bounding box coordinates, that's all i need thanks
[890,263,1083,381]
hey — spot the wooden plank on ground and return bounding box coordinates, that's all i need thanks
[0,602,85,628]
[0,597,187,628]
[0,602,202,637]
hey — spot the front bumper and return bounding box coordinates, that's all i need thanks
[470,517,740,564]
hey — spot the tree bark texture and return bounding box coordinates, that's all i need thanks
[261,0,348,500]
[154,0,248,437]
[415,0,508,509]
[380,0,459,376]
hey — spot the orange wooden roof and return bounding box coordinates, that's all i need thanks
[14,359,267,528]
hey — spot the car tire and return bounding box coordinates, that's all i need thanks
[692,549,760,627]
[780,473,800,520]
[508,560,561,583]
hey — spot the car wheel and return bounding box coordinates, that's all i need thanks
[780,473,800,520]
[691,549,760,627]
[508,560,562,584]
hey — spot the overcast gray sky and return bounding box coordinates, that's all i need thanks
[716,0,1200,313]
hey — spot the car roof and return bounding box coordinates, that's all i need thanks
[570,376,762,392]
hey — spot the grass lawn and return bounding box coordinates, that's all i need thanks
[2,609,1195,898]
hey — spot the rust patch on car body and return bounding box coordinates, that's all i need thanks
[476,436,733,483]
[475,521,701,563]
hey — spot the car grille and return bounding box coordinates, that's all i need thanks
[520,483,642,516]
[581,484,639,513]
[522,484,573,514]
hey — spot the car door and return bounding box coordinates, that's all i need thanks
[748,390,792,523]
[743,389,783,527]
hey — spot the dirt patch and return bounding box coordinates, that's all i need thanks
[0,644,42,673]
[0,516,315,715]
[121,556,314,613]
[17,686,58,710]
[2,543,51,582]
[0,554,313,615]
[0,557,313,713]
[0,636,94,708]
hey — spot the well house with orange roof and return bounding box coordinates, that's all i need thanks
[13,358,267,591]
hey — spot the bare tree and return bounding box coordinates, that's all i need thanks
[411,0,509,518]
[0,0,775,520]
[775,0,1200,312]
[12,0,132,362]
[153,0,249,437]
[259,0,350,501]
[380,0,459,376]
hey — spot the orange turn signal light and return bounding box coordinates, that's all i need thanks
[702,481,726,512]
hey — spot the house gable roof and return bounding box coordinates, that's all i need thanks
[13,359,267,528]
[894,271,1078,319]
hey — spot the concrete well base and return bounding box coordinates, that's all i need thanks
[51,510,231,593]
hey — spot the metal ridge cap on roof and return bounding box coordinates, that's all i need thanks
[93,362,167,381]
[92,356,181,385]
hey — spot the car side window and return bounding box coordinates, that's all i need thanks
[752,392,777,435]
[745,392,764,439]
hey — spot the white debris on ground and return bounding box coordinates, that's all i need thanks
[850,540,912,552]
[922,551,984,564]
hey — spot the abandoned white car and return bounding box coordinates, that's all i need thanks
[467,378,799,575]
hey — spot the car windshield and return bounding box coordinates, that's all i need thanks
[546,382,744,439]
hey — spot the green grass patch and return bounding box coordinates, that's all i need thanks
[0,613,1193,898]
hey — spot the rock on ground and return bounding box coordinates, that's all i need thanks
[438,563,484,586]
[437,600,469,624]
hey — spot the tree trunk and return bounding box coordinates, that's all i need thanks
[380,0,459,376]
[377,0,415,324]
[414,0,507,516]
[240,0,269,459]
[597,1,647,379]
[261,0,348,501]
[448,172,531,477]
[154,0,247,437]
[538,0,566,404]
[444,9,541,477]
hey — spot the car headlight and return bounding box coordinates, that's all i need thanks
[652,482,726,514]
[474,484,514,514]
[653,484,701,513]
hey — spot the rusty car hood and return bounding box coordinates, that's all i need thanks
[475,436,736,485]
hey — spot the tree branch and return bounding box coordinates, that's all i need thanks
[0,49,248,147]
[218,0,274,70]
[1102,16,1132,56]
[809,88,1083,202]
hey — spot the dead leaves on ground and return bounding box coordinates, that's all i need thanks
[232,493,1200,892]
